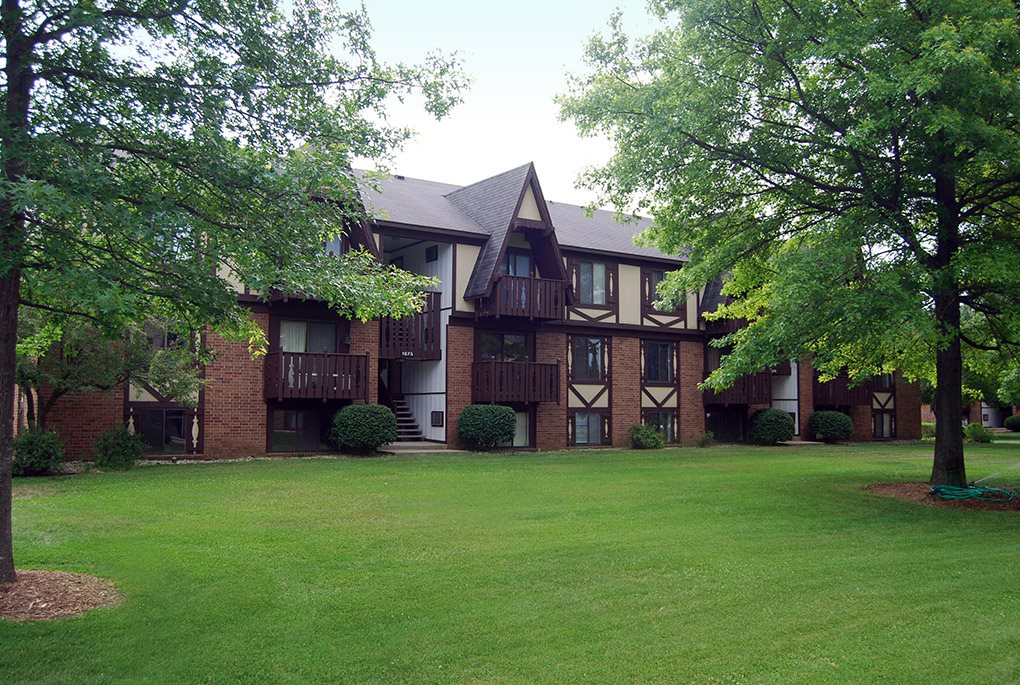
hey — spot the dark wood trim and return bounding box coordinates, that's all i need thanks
[560,247,684,269]
[568,384,609,408]
[641,386,678,409]
[370,220,488,245]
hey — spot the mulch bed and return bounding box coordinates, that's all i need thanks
[0,570,122,621]
[867,482,1020,512]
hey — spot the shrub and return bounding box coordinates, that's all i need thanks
[94,426,146,469]
[330,404,396,453]
[963,422,993,444]
[631,423,666,449]
[696,431,715,448]
[748,408,795,446]
[921,422,936,439]
[1004,415,1020,432]
[808,411,854,443]
[13,429,65,477]
[457,404,516,449]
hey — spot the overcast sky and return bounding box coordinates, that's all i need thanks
[354,0,660,207]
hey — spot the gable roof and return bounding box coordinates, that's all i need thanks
[354,166,686,274]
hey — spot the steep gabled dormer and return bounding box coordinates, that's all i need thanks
[449,163,570,320]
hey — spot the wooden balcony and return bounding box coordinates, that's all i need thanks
[813,375,873,406]
[264,351,370,401]
[704,317,748,336]
[379,291,441,360]
[702,372,772,405]
[472,361,560,404]
[476,276,565,321]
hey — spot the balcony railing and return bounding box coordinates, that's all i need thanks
[472,361,560,404]
[702,372,772,405]
[379,291,441,360]
[704,317,748,335]
[264,351,370,401]
[813,375,873,406]
[476,276,565,320]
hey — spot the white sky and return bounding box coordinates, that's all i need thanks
[354,0,660,207]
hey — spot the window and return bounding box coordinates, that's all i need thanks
[479,332,528,362]
[873,410,895,439]
[571,337,606,382]
[323,235,345,258]
[642,268,682,313]
[270,409,329,452]
[643,411,676,443]
[135,408,188,454]
[499,251,532,277]
[425,245,438,262]
[644,341,674,383]
[874,373,894,391]
[279,320,338,354]
[578,261,608,305]
[573,412,606,445]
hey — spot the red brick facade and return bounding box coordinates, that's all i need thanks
[610,337,641,448]
[202,313,269,458]
[348,320,379,405]
[445,322,473,449]
[534,331,567,451]
[797,358,814,438]
[45,387,123,459]
[677,340,705,445]
[895,374,922,440]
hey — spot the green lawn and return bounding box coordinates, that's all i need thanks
[3,441,1019,684]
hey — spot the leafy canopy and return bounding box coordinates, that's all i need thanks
[559,0,1020,390]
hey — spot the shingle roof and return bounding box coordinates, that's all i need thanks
[354,166,685,264]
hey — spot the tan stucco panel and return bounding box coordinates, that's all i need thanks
[647,313,687,330]
[217,263,246,294]
[618,264,641,325]
[455,243,480,312]
[642,386,678,408]
[873,392,895,409]
[129,383,159,403]
[568,383,610,408]
[569,308,617,324]
[687,292,700,328]
[517,186,542,221]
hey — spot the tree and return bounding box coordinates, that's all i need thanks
[560,0,1020,488]
[0,1,464,582]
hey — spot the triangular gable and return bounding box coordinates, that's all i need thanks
[451,163,569,300]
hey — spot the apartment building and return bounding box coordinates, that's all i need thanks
[44,163,921,458]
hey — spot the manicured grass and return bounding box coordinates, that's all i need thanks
[3,442,1019,684]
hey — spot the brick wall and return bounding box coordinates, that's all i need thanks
[610,336,640,448]
[202,312,268,458]
[849,404,872,441]
[895,376,921,439]
[677,339,705,445]
[348,319,379,405]
[45,387,123,459]
[445,323,473,449]
[535,331,567,451]
[797,357,815,437]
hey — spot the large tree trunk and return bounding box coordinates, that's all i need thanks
[931,290,966,486]
[929,166,966,487]
[0,272,18,583]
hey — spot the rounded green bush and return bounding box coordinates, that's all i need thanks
[963,422,993,444]
[94,426,146,469]
[330,404,396,453]
[808,411,854,443]
[748,408,795,445]
[13,429,65,477]
[457,404,516,449]
[630,423,666,449]
[1004,415,1020,432]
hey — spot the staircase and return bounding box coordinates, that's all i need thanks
[391,399,424,442]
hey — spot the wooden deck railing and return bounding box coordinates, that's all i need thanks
[813,375,873,406]
[379,291,441,360]
[702,372,772,405]
[264,351,370,401]
[471,361,560,404]
[476,276,565,320]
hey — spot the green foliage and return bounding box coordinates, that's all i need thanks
[922,422,937,439]
[456,405,517,450]
[94,427,146,470]
[748,409,796,446]
[963,422,994,444]
[696,431,715,448]
[329,404,396,453]
[13,429,65,477]
[1003,415,1020,432]
[808,411,854,444]
[560,0,1020,482]
[630,423,666,450]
